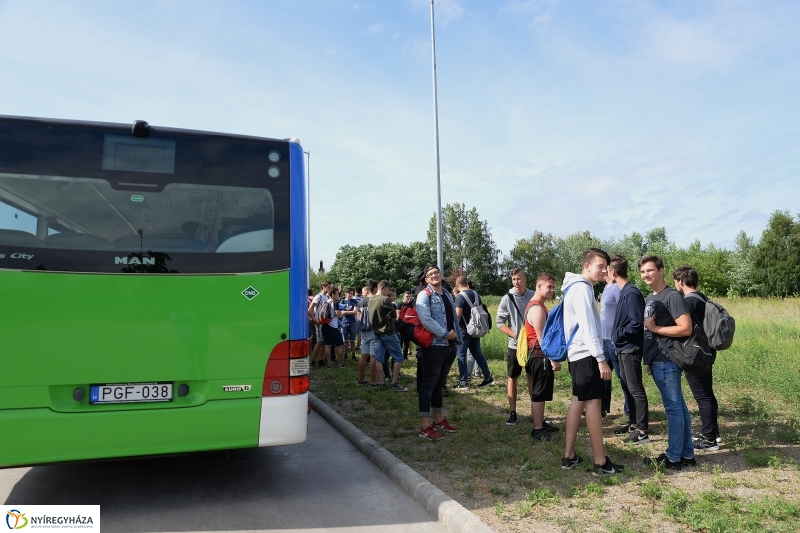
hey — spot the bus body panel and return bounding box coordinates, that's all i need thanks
[0,398,260,467]
[0,270,294,468]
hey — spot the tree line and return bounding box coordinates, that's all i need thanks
[324,204,800,298]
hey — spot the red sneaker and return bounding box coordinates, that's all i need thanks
[433,418,458,433]
[419,426,443,440]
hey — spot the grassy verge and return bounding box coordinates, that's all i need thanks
[310,297,800,533]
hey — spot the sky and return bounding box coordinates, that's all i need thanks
[1,0,798,269]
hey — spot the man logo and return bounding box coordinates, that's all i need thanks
[115,257,155,265]
[242,286,259,300]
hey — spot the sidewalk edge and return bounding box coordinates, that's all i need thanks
[308,392,495,533]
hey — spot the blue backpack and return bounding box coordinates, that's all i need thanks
[540,281,588,362]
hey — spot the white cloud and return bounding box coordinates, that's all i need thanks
[366,22,384,34]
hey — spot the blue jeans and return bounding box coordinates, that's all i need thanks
[651,360,695,462]
[604,339,628,416]
[457,328,491,382]
[374,333,404,364]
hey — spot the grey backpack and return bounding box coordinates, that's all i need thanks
[463,291,490,338]
[686,293,735,351]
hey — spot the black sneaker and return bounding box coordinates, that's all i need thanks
[613,424,632,436]
[389,382,408,392]
[593,456,624,476]
[506,412,518,426]
[623,430,650,445]
[561,454,583,469]
[644,453,682,470]
[453,381,469,389]
[681,456,697,467]
[531,427,553,441]
[693,436,720,452]
[542,421,560,433]
[477,378,495,388]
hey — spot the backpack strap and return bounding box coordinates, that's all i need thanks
[685,292,707,302]
[506,293,523,321]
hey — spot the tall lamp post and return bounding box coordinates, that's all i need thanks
[304,150,310,272]
[430,0,444,271]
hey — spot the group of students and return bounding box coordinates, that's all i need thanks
[308,248,720,476]
[499,249,719,476]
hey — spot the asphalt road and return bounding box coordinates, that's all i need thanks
[1,410,448,533]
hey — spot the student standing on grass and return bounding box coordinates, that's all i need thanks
[357,281,378,385]
[496,268,535,426]
[640,255,696,470]
[339,289,359,361]
[673,265,721,451]
[523,272,562,441]
[599,265,620,418]
[308,282,331,367]
[561,248,624,476]
[610,255,650,444]
[369,280,408,391]
[416,264,460,440]
[320,287,345,367]
[454,275,495,389]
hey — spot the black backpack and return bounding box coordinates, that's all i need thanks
[653,288,715,376]
[686,293,735,350]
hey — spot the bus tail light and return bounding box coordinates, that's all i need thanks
[263,340,309,396]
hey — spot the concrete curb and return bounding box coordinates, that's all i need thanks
[309,392,495,533]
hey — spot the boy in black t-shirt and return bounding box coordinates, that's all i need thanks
[640,256,696,470]
[673,265,720,451]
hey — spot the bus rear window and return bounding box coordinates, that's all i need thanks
[0,118,291,274]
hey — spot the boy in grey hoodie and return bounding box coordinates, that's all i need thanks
[561,248,624,476]
[496,267,535,426]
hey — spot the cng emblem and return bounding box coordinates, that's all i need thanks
[242,286,259,300]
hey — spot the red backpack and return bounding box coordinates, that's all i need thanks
[397,289,435,348]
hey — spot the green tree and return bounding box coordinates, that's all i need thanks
[752,211,800,297]
[427,203,501,293]
[328,242,435,293]
[553,231,601,280]
[670,240,732,296]
[728,230,761,297]
[502,231,559,282]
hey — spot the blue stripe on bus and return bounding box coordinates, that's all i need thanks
[289,141,308,341]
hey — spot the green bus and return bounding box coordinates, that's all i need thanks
[0,116,310,468]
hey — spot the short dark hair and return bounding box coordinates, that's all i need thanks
[536,272,556,284]
[638,255,664,271]
[582,247,610,267]
[377,279,389,290]
[329,287,340,297]
[455,275,468,288]
[511,267,526,278]
[672,265,698,288]
[366,279,378,293]
[609,255,628,279]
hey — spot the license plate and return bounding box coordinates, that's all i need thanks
[90,382,173,404]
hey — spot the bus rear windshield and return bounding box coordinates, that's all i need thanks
[0,118,290,274]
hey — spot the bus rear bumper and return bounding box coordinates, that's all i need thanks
[258,392,308,447]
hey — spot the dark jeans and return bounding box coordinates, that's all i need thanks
[457,327,492,382]
[685,366,719,440]
[618,347,649,431]
[604,339,629,416]
[418,343,457,416]
[601,339,614,413]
